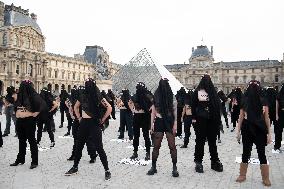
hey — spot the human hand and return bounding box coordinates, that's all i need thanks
[267,133,272,144]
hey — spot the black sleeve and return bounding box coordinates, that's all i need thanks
[191,90,198,120]
[261,97,268,107]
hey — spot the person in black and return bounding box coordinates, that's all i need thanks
[10,80,47,169]
[265,87,277,126]
[236,80,271,186]
[175,87,186,138]
[2,86,17,137]
[192,74,223,173]
[59,86,72,133]
[147,78,179,177]
[180,90,193,148]
[65,79,112,180]
[107,89,116,120]
[36,88,57,148]
[100,90,111,129]
[218,90,229,128]
[118,89,133,140]
[230,87,242,132]
[66,86,97,163]
[129,82,152,160]
[274,83,284,152]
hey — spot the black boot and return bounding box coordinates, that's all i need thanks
[145,152,150,161]
[147,161,157,175]
[195,162,204,173]
[211,161,223,172]
[130,151,138,159]
[89,156,96,164]
[10,160,25,166]
[172,163,179,177]
[180,144,187,148]
[105,170,111,180]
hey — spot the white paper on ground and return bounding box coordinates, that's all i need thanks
[272,149,283,154]
[235,156,269,165]
[110,139,132,143]
[58,136,73,139]
[26,146,49,152]
[126,145,153,150]
[118,158,151,166]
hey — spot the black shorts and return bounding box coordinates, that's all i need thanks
[154,117,172,133]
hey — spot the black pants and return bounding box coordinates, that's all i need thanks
[60,108,71,128]
[110,101,116,119]
[71,119,97,159]
[241,120,267,164]
[0,122,3,146]
[4,105,17,135]
[119,109,133,139]
[74,118,108,171]
[194,117,219,163]
[133,113,151,153]
[37,115,55,143]
[176,107,183,137]
[274,111,284,150]
[16,117,38,164]
[221,106,229,127]
[183,115,192,146]
[152,118,177,164]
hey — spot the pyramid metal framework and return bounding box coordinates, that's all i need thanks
[111,48,162,95]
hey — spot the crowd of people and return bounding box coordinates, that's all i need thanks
[0,75,283,187]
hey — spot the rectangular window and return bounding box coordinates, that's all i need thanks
[16,65,20,74]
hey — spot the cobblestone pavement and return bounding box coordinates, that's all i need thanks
[0,112,284,189]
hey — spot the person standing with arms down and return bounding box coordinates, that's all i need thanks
[36,88,57,148]
[2,86,17,137]
[180,90,193,148]
[230,87,242,132]
[10,80,47,169]
[236,80,271,186]
[192,74,223,173]
[107,89,116,120]
[274,83,284,153]
[118,89,134,140]
[129,82,152,161]
[147,78,179,177]
[175,87,186,138]
[65,79,112,180]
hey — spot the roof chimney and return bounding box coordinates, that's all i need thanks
[211,46,213,56]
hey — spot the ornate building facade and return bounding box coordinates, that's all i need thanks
[0,2,115,94]
[165,45,284,94]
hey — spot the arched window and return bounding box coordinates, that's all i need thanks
[28,64,33,76]
[55,70,58,78]
[62,71,65,79]
[73,72,76,80]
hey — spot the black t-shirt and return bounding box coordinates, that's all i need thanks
[277,94,284,111]
[240,96,268,122]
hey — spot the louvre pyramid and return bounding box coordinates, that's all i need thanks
[111,48,184,95]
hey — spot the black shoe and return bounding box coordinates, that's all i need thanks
[2,133,9,137]
[14,134,18,137]
[30,163,38,169]
[42,129,47,132]
[64,132,70,136]
[218,139,221,143]
[227,126,229,128]
[105,170,111,180]
[129,137,133,140]
[89,157,96,164]
[195,162,204,173]
[145,152,150,161]
[180,145,188,148]
[67,156,75,161]
[50,142,55,148]
[130,152,138,160]
[231,128,235,132]
[147,167,157,175]
[10,160,25,166]
[59,125,63,128]
[211,161,223,172]
[172,165,179,177]
[65,167,78,176]
[118,136,124,139]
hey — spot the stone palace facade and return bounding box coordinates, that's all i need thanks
[0,2,116,94]
[165,45,284,94]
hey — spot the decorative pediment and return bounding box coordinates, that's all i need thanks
[12,26,44,39]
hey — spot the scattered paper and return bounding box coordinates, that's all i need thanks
[110,139,132,143]
[58,136,73,139]
[118,158,151,166]
[235,156,269,165]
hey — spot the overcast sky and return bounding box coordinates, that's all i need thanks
[3,0,284,65]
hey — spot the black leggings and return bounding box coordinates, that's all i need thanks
[133,113,151,153]
[183,115,192,146]
[152,118,177,164]
[37,115,55,143]
[274,111,284,150]
[0,122,3,146]
[241,120,267,164]
[74,118,108,170]
[194,117,219,163]
[16,117,38,164]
